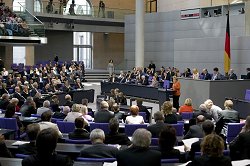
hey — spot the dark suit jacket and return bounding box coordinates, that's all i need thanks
[80,143,118,158]
[116,146,161,166]
[52,112,67,119]
[229,73,237,80]
[188,139,202,160]
[64,101,74,108]
[230,131,250,160]
[147,121,167,138]
[161,148,181,159]
[20,104,37,117]
[18,142,37,155]
[104,132,131,145]
[0,99,10,110]
[193,110,212,120]
[138,105,150,122]
[94,110,114,123]
[68,129,90,140]
[184,124,204,139]
[0,141,13,158]
[164,114,177,124]
[22,154,73,166]
[186,155,232,166]
[13,92,25,107]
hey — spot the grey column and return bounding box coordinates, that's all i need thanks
[135,0,145,68]
[245,1,250,35]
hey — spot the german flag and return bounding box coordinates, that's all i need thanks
[224,12,230,74]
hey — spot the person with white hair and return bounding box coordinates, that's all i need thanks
[204,99,222,122]
[80,129,118,158]
[94,101,114,123]
[37,100,51,115]
[64,94,74,108]
[117,129,161,166]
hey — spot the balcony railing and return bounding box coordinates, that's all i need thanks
[13,1,135,20]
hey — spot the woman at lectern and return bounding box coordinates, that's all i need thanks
[172,76,181,111]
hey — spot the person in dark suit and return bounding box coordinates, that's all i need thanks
[159,126,181,159]
[147,111,167,138]
[230,116,250,160]
[201,69,212,80]
[108,73,119,83]
[5,103,23,129]
[105,118,131,145]
[137,98,150,122]
[74,78,84,89]
[13,86,26,107]
[52,106,70,119]
[18,123,40,155]
[41,83,53,94]
[184,115,205,139]
[187,120,215,160]
[246,68,250,79]
[22,128,73,166]
[94,101,114,123]
[221,100,239,123]
[63,95,74,108]
[81,98,94,117]
[80,129,118,158]
[30,82,41,98]
[228,69,237,80]
[69,118,89,140]
[148,61,156,73]
[0,135,13,158]
[187,134,232,166]
[19,97,37,117]
[0,93,10,110]
[116,128,161,166]
[50,95,61,112]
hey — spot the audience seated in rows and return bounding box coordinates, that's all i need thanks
[19,97,36,117]
[80,129,118,158]
[137,98,150,122]
[22,128,73,166]
[68,117,89,140]
[193,104,212,120]
[52,106,70,119]
[63,104,82,122]
[125,105,144,124]
[116,128,161,166]
[104,118,131,145]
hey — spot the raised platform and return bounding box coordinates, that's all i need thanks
[0,36,47,45]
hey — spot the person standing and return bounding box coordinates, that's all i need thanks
[172,76,180,111]
[98,0,105,18]
[107,59,114,77]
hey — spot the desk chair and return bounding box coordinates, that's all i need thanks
[125,124,147,136]
[56,121,75,133]
[89,123,110,134]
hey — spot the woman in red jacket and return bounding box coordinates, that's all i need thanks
[172,76,181,111]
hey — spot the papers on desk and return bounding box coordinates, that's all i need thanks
[174,145,185,153]
[23,117,37,121]
[103,161,117,166]
[12,141,29,146]
[182,138,199,150]
[232,159,250,166]
[178,161,191,166]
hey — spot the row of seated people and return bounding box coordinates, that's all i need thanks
[1,114,249,165]
[0,5,30,36]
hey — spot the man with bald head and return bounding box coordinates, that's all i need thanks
[94,101,114,123]
[184,115,206,139]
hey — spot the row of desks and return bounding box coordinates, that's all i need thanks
[101,82,173,107]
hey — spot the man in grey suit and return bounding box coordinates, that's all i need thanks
[147,111,167,138]
[184,115,205,139]
[94,101,114,123]
[80,129,118,158]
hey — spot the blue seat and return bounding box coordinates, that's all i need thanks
[170,123,184,137]
[15,154,29,159]
[125,124,147,136]
[0,118,26,140]
[90,123,109,134]
[226,123,245,143]
[195,150,230,157]
[56,121,75,133]
[51,118,63,123]
[245,89,250,101]
[76,157,116,163]
[161,158,179,163]
[151,138,159,146]
[181,112,193,120]
[64,139,91,144]
[138,112,147,122]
